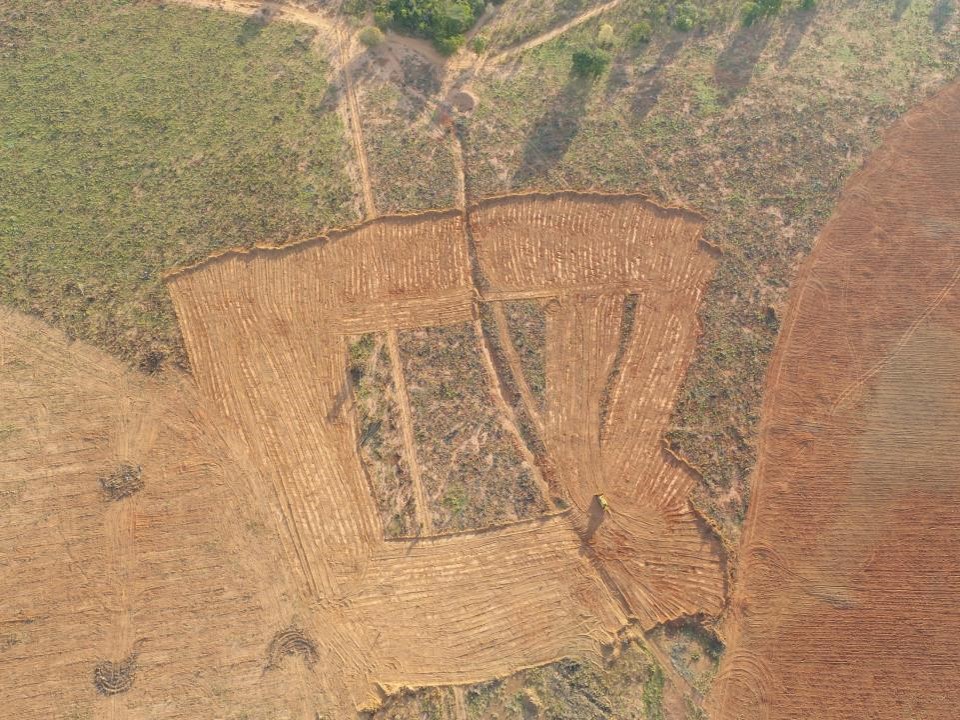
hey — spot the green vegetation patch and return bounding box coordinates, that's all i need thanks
[348,333,418,538]
[0,0,356,370]
[377,0,492,54]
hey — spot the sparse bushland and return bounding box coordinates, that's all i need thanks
[398,322,546,532]
[356,79,458,213]
[348,334,418,538]
[0,0,356,371]
[649,618,725,696]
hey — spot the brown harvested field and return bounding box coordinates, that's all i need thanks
[709,81,960,720]
[2,192,726,717]
[0,310,325,718]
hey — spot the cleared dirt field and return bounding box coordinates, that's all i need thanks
[708,81,960,719]
[2,192,724,717]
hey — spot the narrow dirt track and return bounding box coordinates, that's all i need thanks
[708,81,960,720]
[487,0,623,64]
[386,329,431,534]
[338,25,378,218]
[165,0,337,33]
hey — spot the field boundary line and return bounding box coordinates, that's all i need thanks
[163,193,700,282]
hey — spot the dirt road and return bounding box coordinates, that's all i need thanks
[487,0,623,64]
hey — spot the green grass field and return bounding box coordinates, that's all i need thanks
[0,0,357,369]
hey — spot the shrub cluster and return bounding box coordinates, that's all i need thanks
[742,0,783,26]
[571,47,611,78]
[376,0,488,54]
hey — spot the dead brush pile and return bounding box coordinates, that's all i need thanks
[99,463,143,501]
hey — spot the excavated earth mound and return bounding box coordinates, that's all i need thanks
[1,192,725,717]
[708,82,960,719]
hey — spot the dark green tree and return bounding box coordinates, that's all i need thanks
[571,47,611,79]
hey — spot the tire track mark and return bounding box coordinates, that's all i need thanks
[386,330,431,534]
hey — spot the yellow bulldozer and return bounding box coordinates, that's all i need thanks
[595,493,610,513]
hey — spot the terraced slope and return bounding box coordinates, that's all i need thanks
[1,193,725,717]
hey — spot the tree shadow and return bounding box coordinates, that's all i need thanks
[713,20,777,101]
[513,75,592,185]
[778,6,818,68]
[628,39,685,121]
[892,0,913,21]
[930,0,955,32]
[311,75,342,118]
[236,4,274,46]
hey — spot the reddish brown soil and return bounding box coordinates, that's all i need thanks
[709,81,960,719]
[1,193,725,717]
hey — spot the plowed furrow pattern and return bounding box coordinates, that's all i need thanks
[709,81,960,720]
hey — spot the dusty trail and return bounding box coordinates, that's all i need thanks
[486,0,623,64]
[452,686,468,720]
[338,25,377,218]
[386,329,431,534]
[165,0,338,34]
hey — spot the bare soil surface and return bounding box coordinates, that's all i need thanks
[709,80,960,720]
[35,191,720,716]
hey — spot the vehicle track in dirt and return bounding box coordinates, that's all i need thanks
[485,0,623,65]
[385,329,432,534]
[338,25,378,218]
